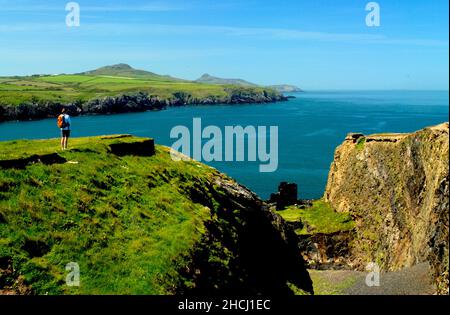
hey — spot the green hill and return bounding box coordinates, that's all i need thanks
[79,63,184,82]
[0,67,228,106]
[0,65,287,122]
[0,64,281,106]
[0,136,312,295]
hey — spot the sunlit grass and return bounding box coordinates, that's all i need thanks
[278,200,355,235]
[0,74,275,106]
[0,136,221,294]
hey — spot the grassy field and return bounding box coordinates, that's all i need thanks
[0,74,236,106]
[0,64,278,106]
[278,200,355,235]
[0,136,223,294]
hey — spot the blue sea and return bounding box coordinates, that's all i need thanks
[0,91,448,199]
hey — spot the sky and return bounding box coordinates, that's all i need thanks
[0,0,448,90]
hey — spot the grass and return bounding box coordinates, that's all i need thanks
[0,136,147,160]
[0,73,276,106]
[0,135,228,294]
[356,137,366,151]
[277,200,355,235]
[287,281,311,295]
[308,270,360,295]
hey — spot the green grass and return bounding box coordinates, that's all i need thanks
[308,270,359,295]
[0,136,147,160]
[278,200,355,235]
[287,281,312,295]
[356,137,366,151]
[0,73,275,106]
[0,136,229,294]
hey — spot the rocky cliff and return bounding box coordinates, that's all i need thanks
[0,89,287,123]
[324,123,449,294]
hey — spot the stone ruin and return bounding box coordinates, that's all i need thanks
[269,182,298,210]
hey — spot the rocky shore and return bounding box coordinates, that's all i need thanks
[0,90,288,123]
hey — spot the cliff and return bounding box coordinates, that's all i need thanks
[0,89,287,123]
[0,136,312,295]
[324,123,449,294]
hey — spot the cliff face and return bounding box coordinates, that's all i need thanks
[179,174,313,295]
[324,123,449,294]
[0,136,311,295]
[0,89,287,123]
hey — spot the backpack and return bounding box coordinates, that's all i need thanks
[57,114,67,129]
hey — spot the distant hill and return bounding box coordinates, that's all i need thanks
[195,73,302,93]
[267,85,303,93]
[195,73,257,87]
[0,64,288,121]
[80,63,184,81]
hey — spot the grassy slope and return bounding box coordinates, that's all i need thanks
[0,73,274,106]
[0,136,223,294]
[278,200,355,235]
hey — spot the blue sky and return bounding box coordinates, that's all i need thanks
[0,0,448,90]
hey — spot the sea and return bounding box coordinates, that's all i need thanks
[0,91,448,200]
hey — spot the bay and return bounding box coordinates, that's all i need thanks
[0,90,448,199]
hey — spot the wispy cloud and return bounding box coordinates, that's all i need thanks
[0,21,448,47]
[0,1,184,12]
[171,25,388,42]
[83,3,184,12]
[139,24,449,47]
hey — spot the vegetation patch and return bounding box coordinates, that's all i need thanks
[355,137,366,151]
[278,200,355,235]
[0,136,222,294]
[308,270,359,295]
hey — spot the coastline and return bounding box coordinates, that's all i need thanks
[0,91,288,123]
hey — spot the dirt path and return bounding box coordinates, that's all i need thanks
[309,263,435,295]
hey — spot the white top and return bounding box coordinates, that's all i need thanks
[61,114,71,131]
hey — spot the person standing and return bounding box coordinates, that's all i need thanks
[57,108,71,150]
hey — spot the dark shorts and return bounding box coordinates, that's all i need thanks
[61,130,71,138]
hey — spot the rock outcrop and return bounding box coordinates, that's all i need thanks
[324,123,449,294]
[181,174,313,295]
